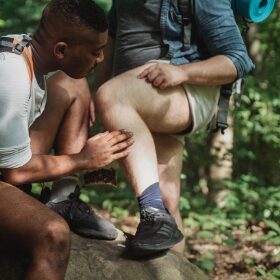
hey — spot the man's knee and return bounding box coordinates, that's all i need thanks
[95,75,138,111]
[47,71,90,108]
[36,218,71,255]
[95,81,119,110]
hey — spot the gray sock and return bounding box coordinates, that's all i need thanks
[50,175,79,203]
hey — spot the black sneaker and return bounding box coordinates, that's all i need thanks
[44,186,118,240]
[127,206,184,256]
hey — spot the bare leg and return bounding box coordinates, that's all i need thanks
[95,65,191,253]
[95,64,191,196]
[153,133,185,253]
[30,71,90,155]
[30,71,90,198]
[0,181,71,280]
[29,72,118,240]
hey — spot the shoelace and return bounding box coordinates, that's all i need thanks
[133,209,155,234]
[141,209,156,223]
[68,188,93,219]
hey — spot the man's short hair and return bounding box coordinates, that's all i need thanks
[46,0,108,33]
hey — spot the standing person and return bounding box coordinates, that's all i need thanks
[93,0,254,255]
[0,0,134,279]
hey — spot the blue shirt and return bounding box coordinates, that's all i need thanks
[108,0,255,78]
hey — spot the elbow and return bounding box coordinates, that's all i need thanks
[225,53,255,79]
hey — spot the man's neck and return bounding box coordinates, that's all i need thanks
[30,32,57,78]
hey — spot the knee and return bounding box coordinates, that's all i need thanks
[95,82,118,111]
[48,72,90,108]
[39,219,71,254]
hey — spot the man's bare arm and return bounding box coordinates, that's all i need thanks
[1,130,133,185]
[138,55,237,89]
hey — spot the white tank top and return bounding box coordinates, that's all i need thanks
[0,34,47,168]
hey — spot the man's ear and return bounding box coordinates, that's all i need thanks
[53,42,68,59]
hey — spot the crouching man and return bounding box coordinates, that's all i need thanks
[0,0,133,279]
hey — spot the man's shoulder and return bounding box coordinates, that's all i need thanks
[0,50,31,102]
[0,41,30,85]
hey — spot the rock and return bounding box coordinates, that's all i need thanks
[0,233,208,280]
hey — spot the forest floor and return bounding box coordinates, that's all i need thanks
[99,211,280,280]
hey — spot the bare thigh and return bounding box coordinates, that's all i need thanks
[0,181,65,251]
[96,64,192,134]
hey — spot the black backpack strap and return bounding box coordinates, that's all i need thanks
[210,83,233,135]
[177,0,194,49]
[176,1,236,135]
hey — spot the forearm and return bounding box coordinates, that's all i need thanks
[180,55,238,86]
[1,154,85,186]
[1,130,134,186]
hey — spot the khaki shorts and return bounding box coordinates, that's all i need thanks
[172,83,220,145]
[149,60,220,146]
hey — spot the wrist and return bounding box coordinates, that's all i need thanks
[71,153,88,171]
[179,64,191,84]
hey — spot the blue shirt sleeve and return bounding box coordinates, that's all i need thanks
[194,0,255,78]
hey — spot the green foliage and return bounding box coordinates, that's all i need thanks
[0,0,48,34]
[95,0,112,12]
[256,265,280,280]
[2,1,279,277]
[0,0,112,35]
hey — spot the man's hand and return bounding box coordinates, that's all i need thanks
[137,63,186,89]
[79,130,134,169]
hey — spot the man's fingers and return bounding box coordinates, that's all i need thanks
[104,130,122,141]
[153,76,164,87]
[91,131,109,141]
[159,81,169,90]
[146,69,160,82]
[112,149,130,160]
[111,138,134,153]
[137,65,154,79]
[110,132,133,145]
[105,130,133,142]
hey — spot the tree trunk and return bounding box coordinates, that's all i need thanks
[0,233,208,280]
[207,113,234,207]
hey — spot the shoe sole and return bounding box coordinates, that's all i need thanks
[128,228,184,256]
[71,226,118,240]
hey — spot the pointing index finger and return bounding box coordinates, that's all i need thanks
[137,67,152,79]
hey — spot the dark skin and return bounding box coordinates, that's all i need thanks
[0,7,134,280]
[1,14,134,186]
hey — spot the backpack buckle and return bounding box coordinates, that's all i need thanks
[13,43,25,54]
[182,16,191,25]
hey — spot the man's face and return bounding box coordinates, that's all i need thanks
[60,29,108,79]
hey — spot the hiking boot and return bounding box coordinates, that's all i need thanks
[127,206,184,256]
[45,186,118,240]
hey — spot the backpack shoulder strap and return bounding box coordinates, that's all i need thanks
[0,36,34,83]
[177,0,194,48]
